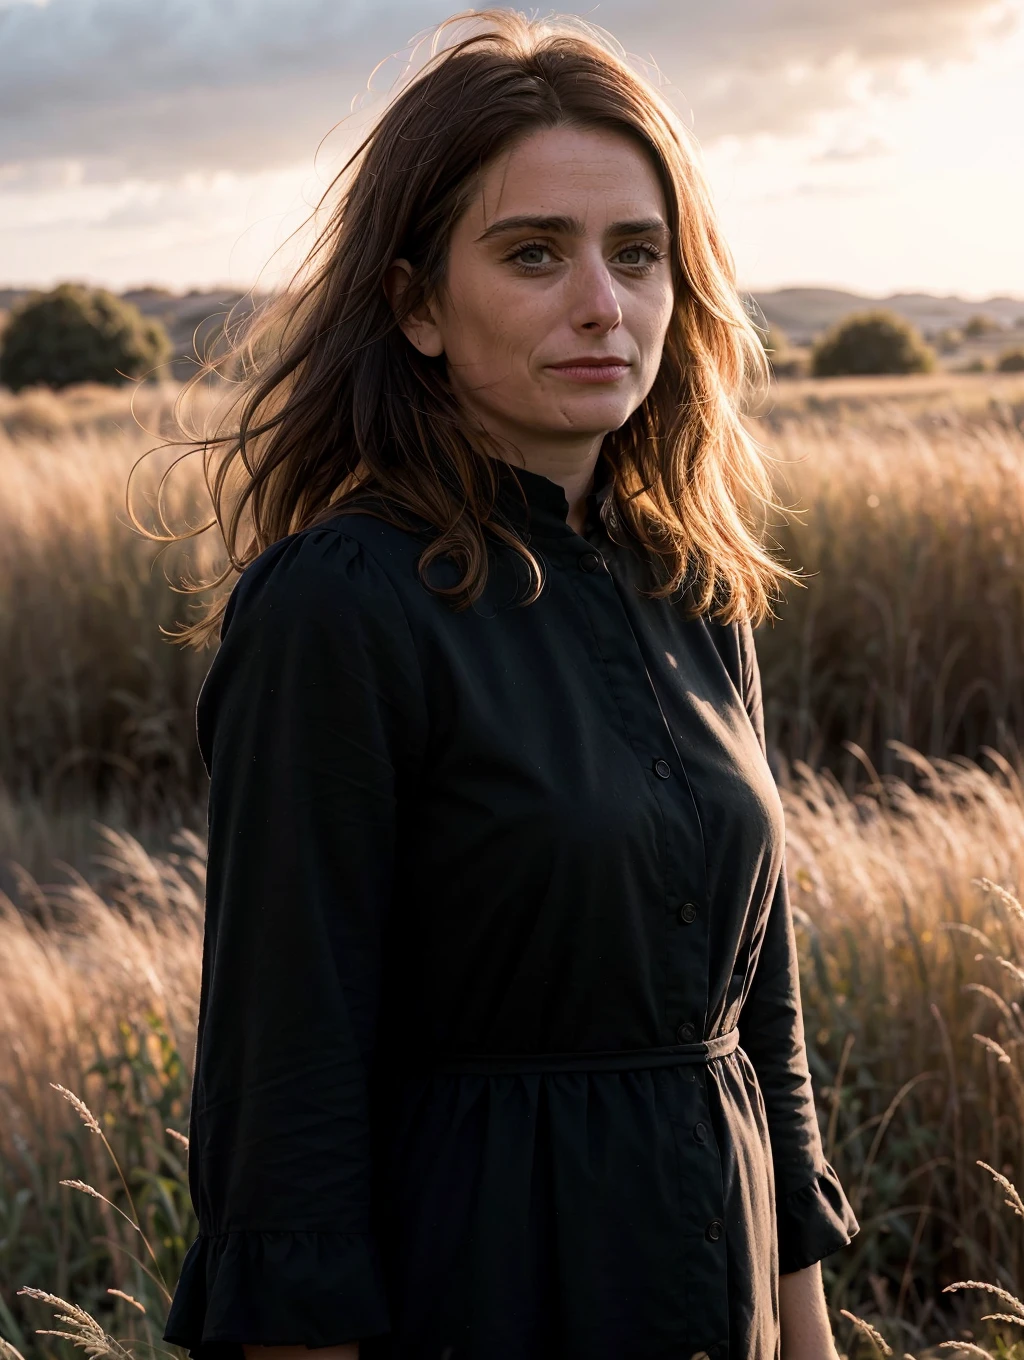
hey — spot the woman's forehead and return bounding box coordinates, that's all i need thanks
[465,125,668,237]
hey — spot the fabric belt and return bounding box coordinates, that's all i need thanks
[420,1027,740,1075]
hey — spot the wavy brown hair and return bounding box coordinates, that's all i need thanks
[132,8,798,649]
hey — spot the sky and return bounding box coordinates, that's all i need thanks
[0,0,1022,299]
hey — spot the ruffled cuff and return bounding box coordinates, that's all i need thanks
[162,1229,391,1359]
[776,1161,860,1275]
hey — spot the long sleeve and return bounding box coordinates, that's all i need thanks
[163,526,427,1359]
[734,619,859,1275]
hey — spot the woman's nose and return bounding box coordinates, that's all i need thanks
[569,258,622,334]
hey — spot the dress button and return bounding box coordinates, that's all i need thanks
[653,758,671,778]
[693,1121,708,1144]
[679,901,697,924]
[578,551,603,572]
[676,1021,696,1043]
[705,1218,724,1242]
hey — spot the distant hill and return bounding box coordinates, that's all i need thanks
[747,287,1024,346]
[2,283,1023,372]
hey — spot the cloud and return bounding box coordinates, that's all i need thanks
[758,180,876,200]
[0,0,1018,183]
[812,135,893,162]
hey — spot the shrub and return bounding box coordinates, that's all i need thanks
[0,283,171,392]
[964,312,1001,338]
[996,348,1024,373]
[935,326,963,354]
[810,310,935,378]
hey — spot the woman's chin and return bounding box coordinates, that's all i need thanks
[534,391,638,435]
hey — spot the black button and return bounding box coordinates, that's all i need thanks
[579,552,603,573]
[676,1022,696,1043]
[705,1218,724,1242]
[653,759,671,779]
[679,901,697,924]
[693,1121,707,1144]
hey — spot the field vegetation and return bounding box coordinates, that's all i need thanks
[2,371,1024,1356]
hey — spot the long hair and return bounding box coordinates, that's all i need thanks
[132,9,798,649]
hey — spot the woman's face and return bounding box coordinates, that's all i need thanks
[393,123,676,455]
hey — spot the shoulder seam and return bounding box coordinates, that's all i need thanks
[317,524,432,760]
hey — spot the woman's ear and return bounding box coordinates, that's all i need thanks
[383,258,445,357]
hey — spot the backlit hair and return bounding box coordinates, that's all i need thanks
[134,8,798,648]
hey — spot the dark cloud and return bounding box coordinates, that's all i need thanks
[0,0,1017,183]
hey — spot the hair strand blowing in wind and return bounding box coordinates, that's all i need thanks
[128,7,800,650]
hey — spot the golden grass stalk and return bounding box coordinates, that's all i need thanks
[840,1307,894,1355]
[16,1287,134,1359]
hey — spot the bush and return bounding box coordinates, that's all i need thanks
[934,326,963,354]
[996,348,1024,373]
[0,282,171,392]
[810,309,935,377]
[964,312,1001,338]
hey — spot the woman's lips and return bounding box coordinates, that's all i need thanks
[546,360,631,383]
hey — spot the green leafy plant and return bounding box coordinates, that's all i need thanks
[0,285,170,392]
[811,310,936,377]
[964,315,1002,339]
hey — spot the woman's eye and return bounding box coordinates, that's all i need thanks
[512,244,551,267]
[615,244,660,267]
[507,241,662,271]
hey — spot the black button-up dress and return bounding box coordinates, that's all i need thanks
[163,450,859,1360]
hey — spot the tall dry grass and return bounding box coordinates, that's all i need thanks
[3,370,1024,1354]
[0,824,203,1357]
[0,389,220,887]
[2,758,1024,1355]
[1,372,1022,883]
[755,376,1024,777]
[758,370,1024,428]
[787,753,1024,1347]
[0,382,187,444]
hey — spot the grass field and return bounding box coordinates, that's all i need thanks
[2,371,1024,1357]
[754,372,1024,777]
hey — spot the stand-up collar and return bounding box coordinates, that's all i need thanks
[491,450,615,541]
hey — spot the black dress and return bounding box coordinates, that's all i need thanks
[162,449,858,1360]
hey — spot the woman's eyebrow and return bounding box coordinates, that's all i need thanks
[476,214,669,242]
[607,217,670,238]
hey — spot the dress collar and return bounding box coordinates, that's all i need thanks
[491,449,615,541]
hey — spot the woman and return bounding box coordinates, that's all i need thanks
[159,11,858,1360]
